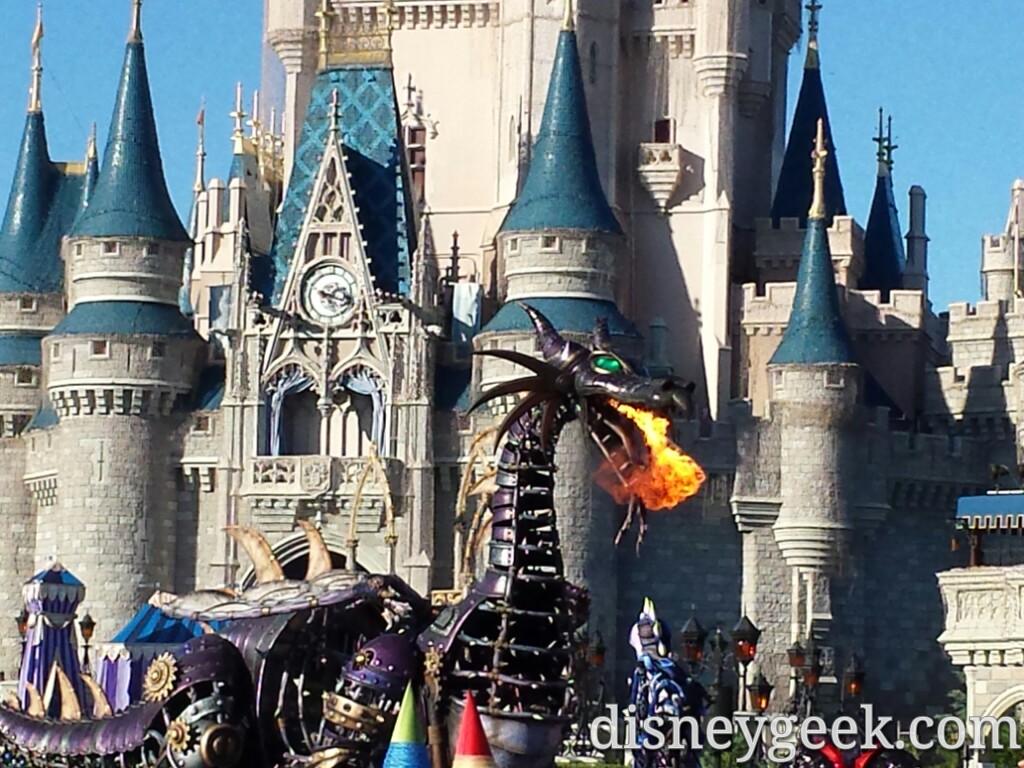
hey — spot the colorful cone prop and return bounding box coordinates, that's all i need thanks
[453,692,495,768]
[383,682,430,768]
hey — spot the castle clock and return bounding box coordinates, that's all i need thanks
[301,263,358,327]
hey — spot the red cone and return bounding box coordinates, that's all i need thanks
[452,692,495,768]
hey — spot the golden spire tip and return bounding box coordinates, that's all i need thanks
[808,118,827,220]
[128,0,143,43]
[563,0,575,30]
[28,3,44,113]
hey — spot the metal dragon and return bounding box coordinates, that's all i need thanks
[0,304,698,768]
[418,304,696,768]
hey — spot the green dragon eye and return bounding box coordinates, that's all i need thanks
[592,354,624,374]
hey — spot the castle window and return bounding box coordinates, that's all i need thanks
[11,414,30,436]
[50,343,60,360]
[90,340,109,358]
[18,296,37,312]
[540,235,560,252]
[771,369,785,391]
[102,241,119,255]
[589,42,598,85]
[15,368,37,387]
[405,125,427,203]
[194,415,211,434]
[508,238,520,254]
[654,118,674,144]
[74,243,84,257]
[144,242,161,257]
[823,369,845,389]
[151,341,166,359]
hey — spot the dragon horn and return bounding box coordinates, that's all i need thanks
[642,597,656,620]
[518,302,577,363]
[590,317,611,350]
[54,663,82,721]
[80,673,112,718]
[297,519,333,580]
[24,682,44,718]
[226,526,285,584]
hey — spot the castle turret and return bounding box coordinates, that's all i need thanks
[767,119,859,574]
[858,111,905,301]
[770,2,846,229]
[39,0,202,640]
[0,7,88,677]
[474,2,633,697]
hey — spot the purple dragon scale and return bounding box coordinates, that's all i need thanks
[0,305,695,768]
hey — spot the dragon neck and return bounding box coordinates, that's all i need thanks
[478,398,576,597]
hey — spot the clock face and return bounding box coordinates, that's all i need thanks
[301,264,358,327]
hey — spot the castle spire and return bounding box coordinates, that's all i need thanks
[770,0,845,227]
[563,0,575,31]
[80,123,99,213]
[769,119,854,366]
[500,16,620,234]
[28,4,43,113]
[860,112,906,300]
[69,0,188,241]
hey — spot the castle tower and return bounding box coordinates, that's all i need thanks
[768,120,859,573]
[242,4,435,592]
[0,8,94,676]
[858,111,906,301]
[473,5,632,690]
[38,0,203,639]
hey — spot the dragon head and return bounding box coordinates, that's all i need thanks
[470,303,704,545]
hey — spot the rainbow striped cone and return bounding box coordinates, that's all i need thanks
[452,692,495,768]
[383,682,430,768]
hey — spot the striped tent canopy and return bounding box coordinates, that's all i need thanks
[97,596,226,712]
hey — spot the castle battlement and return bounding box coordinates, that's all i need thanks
[740,281,925,335]
[924,364,1015,420]
[754,215,864,286]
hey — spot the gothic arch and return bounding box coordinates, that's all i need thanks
[980,683,1024,719]
[263,358,321,392]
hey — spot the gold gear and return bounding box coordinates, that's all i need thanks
[142,653,179,703]
[166,718,191,753]
[423,646,442,677]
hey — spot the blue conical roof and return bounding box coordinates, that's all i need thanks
[501,29,621,235]
[770,216,855,366]
[70,40,188,242]
[770,63,846,228]
[0,112,62,293]
[859,168,905,301]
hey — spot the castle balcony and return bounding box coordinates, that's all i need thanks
[637,143,684,212]
[241,454,405,534]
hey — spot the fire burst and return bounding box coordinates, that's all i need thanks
[595,402,706,512]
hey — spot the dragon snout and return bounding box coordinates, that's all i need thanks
[648,376,696,418]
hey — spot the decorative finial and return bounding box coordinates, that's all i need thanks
[808,118,827,220]
[563,0,575,31]
[383,0,397,49]
[328,88,340,136]
[885,115,898,171]
[128,0,143,43]
[805,0,821,68]
[87,123,97,161]
[249,90,262,140]
[872,107,886,172]
[316,0,333,68]
[28,4,43,113]
[194,99,206,193]
[230,82,245,138]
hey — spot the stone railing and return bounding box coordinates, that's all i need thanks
[637,143,683,212]
[936,566,1024,666]
[241,455,403,501]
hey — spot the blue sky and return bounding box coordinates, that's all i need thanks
[0,1,1018,314]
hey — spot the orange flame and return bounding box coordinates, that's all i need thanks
[594,402,706,510]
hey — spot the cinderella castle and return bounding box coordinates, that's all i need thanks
[1,0,1021,721]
